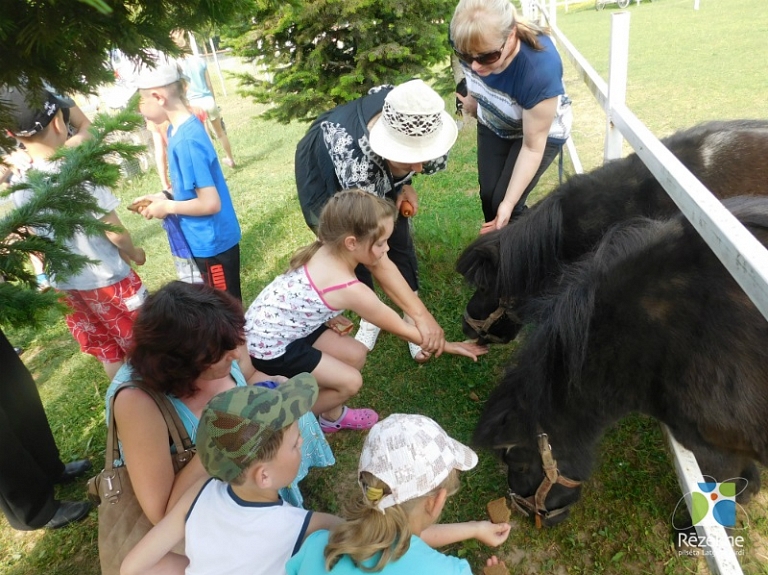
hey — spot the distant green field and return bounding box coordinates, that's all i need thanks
[2,1,766,573]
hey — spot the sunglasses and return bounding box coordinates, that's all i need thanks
[453,41,506,66]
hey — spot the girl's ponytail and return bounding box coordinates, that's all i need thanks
[324,473,412,571]
[288,239,322,270]
[324,470,461,571]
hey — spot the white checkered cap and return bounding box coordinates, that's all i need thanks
[358,414,478,511]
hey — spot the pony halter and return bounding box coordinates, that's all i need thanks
[507,433,581,529]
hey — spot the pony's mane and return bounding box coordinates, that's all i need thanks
[525,217,674,392]
[526,195,768,393]
[496,197,563,299]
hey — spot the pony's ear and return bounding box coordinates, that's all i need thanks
[456,234,500,288]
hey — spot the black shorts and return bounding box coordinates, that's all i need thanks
[250,324,328,378]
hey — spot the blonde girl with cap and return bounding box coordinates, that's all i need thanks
[286,414,511,574]
[245,190,487,434]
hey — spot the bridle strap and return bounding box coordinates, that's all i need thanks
[463,298,520,343]
[508,432,581,528]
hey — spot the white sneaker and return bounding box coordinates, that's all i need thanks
[355,319,381,351]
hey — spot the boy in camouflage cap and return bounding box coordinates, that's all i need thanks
[121,373,342,575]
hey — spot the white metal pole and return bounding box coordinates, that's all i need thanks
[209,38,227,96]
[189,31,200,56]
[694,0,700,9]
[604,12,630,161]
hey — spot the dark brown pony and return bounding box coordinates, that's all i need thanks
[473,196,768,526]
[458,120,768,343]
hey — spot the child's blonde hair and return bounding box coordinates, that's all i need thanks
[323,469,460,571]
[289,189,397,270]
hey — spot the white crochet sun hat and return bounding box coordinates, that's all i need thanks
[369,79,458,164]
[358,413,478,511]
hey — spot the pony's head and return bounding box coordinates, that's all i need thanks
[456,230,523,343]
[457,200,566,344]
[473,353,592,527]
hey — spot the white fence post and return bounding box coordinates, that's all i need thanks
[604,12,630,160]
[549,0,557,28]
[695,0,701,9]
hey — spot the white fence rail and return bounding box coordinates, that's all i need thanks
[526,1,759,572]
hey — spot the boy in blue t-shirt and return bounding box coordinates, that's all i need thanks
[131,54,242,300]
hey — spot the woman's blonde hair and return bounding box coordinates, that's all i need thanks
[323,470,461,571]
[450,0,550,54]
[289,189,397,270]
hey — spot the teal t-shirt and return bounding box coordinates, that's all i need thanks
[286,530,472,575]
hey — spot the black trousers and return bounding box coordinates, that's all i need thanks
[195,243,242,302]
[0,329,64,530]
[477,122,562,222]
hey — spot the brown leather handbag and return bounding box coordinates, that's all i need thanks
[87,381,195,575]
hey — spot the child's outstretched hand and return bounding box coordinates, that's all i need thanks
[473,520,512,547]
[326,315,354,336]
[443,341,489,361]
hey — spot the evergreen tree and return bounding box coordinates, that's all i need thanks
[0,0,251,150]
[225,0,456,123]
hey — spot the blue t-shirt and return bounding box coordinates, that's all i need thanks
[286,530,472,575]
[167,116,241,257]
[464,34,572,144]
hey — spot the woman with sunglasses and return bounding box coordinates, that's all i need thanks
[450,0,572,234]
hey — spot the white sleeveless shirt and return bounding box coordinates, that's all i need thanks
[245,265,360,359]
[185,478,312,575]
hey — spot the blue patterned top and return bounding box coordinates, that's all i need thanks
[105,362,335,507]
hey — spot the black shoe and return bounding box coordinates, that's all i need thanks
[44,501,92,529]
[57,459,92,484]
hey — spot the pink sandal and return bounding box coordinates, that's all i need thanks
[319,406,379,434]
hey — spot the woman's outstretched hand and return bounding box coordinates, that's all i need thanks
[443,340,489,361]
[480,200,515,234]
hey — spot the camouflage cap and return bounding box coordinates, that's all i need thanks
[196,373,318,482]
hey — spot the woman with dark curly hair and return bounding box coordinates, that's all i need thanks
[104,282,333,534]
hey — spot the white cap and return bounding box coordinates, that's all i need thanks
[368,79,458,164]
[358,414,478,511]
[134,52,184,90]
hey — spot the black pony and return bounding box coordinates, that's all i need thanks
[473,196,768,526]
[457,119,768,343]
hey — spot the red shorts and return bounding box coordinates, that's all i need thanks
[63,270,147,363]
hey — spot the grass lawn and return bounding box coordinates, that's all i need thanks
[2,1,767,573]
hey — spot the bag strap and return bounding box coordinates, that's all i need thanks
[105,380,195,473]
